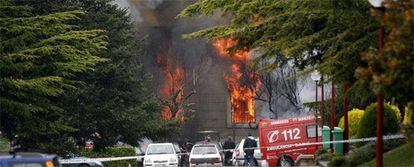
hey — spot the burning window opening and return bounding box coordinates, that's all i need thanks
[213,39,261,124]
[156,53,185,120]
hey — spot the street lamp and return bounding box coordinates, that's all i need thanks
[311,70,321,150]
[367,0,385,166]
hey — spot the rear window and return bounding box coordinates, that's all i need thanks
[306,125,322,138]
[147,145,174,155]
[192,145,217,154]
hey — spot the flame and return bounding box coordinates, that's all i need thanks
[213,38,260,123]
[156,53,185,120]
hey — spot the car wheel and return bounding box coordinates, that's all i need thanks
[78,164,90,167]
[278,156,294,167]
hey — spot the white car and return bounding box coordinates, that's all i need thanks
[231,138,262,166]
[144,143,180,167]
[189,143,222,167]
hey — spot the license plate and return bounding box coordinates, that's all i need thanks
[155,164,167,167]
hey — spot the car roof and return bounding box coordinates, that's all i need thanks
[148,143,173,146]
[193,143,217,147]
[0,152,56,162]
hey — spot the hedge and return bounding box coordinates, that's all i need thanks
[79,147,137,167]
[357,102,399,139]
[339,109,364,138]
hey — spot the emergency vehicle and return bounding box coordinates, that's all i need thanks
[258,115,322,166]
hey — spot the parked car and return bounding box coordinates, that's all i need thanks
[189,143,222,167]
[0,152,60,167]
[231,138,262,166]
[144,143,180,167]
[60,152,103,167]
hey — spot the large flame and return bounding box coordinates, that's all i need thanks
[213,39,260,123]
[156,53,185,120]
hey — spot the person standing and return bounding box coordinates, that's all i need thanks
[243,133,257,166]
[223,136,236,165]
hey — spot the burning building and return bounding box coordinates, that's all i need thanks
[115,0,264,141]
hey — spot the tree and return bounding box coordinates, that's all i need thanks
[0,1,107,151]
[356,0,414,106]
[48,0,180,150]
[255,61,302,118]
[178,0,379,82]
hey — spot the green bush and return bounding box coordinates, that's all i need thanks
[315,149,328,157]
[403,103,413,126]
[328,154,345,167]
[389,104,402,122]
[316,152,331,162]
[79,147,137,167]
[339,109,365,138]
[357,102,399,139]
[344,140,404,166]
[345,142,376,166]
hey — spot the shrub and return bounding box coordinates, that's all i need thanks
[402,103,414,143]
[338,109,364,138]
[345,142,376,166]
[357,102,399,139]
[316,152,331,162]
[389,104,402,122]
[328,154,345,167]
[315,149,328,157]
[79,146,137,167]
[403,103,413,126]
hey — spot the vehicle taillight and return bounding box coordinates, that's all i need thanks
[236,149,240,156]
[216,157,221,161]
[46,161,54,167]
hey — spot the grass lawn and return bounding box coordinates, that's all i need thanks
[359,143,414,167]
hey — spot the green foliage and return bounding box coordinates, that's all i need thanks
[345,140,404,166]
[357,102,399,139]
[356,0,414,106]
[329,154,345,167]
[389,104,401,122]
[178,0,378,83]
[338,109,364,138]
[0,135,9,152]
[345,142,376,166]
[0,0,107,152]
[359,143,414,167]
[1,0,178,153]
[315,152,331,162]
[403,103,414,125]
[315,149,328,157]
[79,147,137,167]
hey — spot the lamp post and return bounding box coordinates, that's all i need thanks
[367,0,385,166]
[311,70,321,150]
[344,82,349,154]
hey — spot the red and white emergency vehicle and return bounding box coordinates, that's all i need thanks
[259,115,322,166]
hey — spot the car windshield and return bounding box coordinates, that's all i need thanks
[192,145,217,154]
[147,145,174,155]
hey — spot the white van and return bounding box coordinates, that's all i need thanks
[144,143,180,167]
[231,138,262,166]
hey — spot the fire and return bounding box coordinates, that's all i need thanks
[156,53,185,120]
[213,38,260,123]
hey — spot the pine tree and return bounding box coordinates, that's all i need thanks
[178,0,379,81]
[0,0,107,151]
[14,0,180,151]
